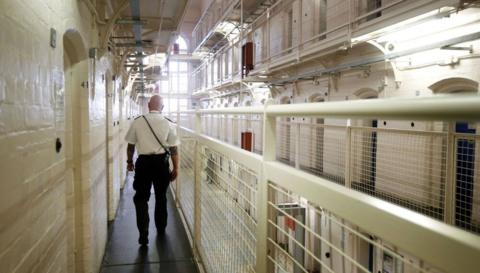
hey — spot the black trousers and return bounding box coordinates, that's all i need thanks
[133,154,170,236]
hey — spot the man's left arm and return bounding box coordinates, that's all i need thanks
[169,146,179,181]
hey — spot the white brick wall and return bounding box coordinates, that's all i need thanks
[0,0,130,272]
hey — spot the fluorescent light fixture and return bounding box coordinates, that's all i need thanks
[353,7,480,55]
[352,8,453,43]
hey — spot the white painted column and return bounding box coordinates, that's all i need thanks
[256,104,276,273]
[345,119,352,188]
[444,122,456,224]
[194,112,203,252]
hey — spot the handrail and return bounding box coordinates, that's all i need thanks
[184,94,480,120]
[265,94,480,120]
[175,94,480,273]
[198,106,264,115]
[264,161,480,273]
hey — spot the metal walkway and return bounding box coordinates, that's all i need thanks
[100,174,199,273]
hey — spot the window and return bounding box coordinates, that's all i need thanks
[174,35,188,54]
[164,36,192,112]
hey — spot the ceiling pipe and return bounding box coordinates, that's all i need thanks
[101,0,130,50]
[81,0,107,25]
[129,0,146,92]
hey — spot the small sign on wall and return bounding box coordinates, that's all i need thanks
[50,28,56,48]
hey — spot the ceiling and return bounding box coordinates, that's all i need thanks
[99,0,190,96]
[109,0,188,53]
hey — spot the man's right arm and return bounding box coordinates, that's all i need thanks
[125,119,138,171]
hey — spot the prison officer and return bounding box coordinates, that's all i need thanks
[125,95,180,246]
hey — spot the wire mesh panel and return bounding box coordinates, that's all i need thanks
[200,146,258,273]
[454,133,480,233]
[251,115,264,155]
[276,119,296,167]
[267,182,444,273]
[178,137,196,231]
[350,126,447,220]
[202,114,263,154]
[179,112,195,131]
[298,121,347,185]
[202,114,223,140]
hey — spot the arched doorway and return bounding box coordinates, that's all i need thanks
[429,77,479,230]
[63,29,88,273]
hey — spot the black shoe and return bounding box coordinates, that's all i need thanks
[138,234,149,246]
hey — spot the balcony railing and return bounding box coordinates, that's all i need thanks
[190,0,462,93]
[191,0,240,52]
[170,94,480,273]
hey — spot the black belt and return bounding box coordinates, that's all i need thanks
[138,153,166,158]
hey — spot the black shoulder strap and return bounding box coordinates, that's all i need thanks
[142,116,170,155]
[164,116,176,124]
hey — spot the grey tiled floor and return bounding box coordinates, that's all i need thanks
[100,174,199,273]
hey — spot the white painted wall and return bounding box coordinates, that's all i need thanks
[0,0,130,272]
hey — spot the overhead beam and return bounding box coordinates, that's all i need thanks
[111,36,135,39]
[115,43,154,48]
[115,19,147,25]
[124,64,147,67]
[101,0,130,49]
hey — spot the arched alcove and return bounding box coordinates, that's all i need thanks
[353,88,379,99]
[63,28,89,273]
[63,29,88,65]
[308,93,324,103]
[428,77,479,94]
[280,96,291,104]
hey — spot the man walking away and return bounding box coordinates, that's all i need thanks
[124,95,180,246]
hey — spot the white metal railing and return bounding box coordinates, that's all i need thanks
[191,0,239,52]
[171,95,480,273]
[190,0,459,93]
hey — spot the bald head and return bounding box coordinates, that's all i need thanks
[148,95,164,112]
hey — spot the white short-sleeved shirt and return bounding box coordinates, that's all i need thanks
[125,111,180,155]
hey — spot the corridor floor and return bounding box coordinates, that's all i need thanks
[100,173,199,273]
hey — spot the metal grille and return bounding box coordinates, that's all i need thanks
[276,119,296,167]
[200,146,258,273]
[267,182,443,273]
[454,133,480,233]
[351,126,447,220]
[179,112,196,131]
[272,118,480,234]
[202,114,263,154]
[298,121,346,185]
[178,137,196,230]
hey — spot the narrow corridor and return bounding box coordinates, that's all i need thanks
[100,173,199,273]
